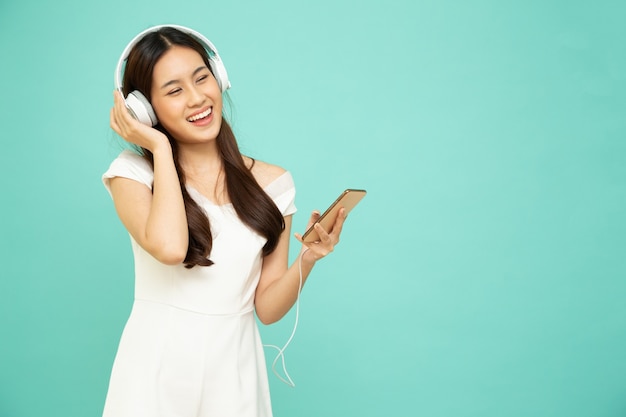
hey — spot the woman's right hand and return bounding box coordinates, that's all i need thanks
[110,90,169,152]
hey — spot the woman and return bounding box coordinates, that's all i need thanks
[102,25,345,417]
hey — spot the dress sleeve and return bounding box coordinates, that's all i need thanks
[264,171,297,216]
[102,149,154,197]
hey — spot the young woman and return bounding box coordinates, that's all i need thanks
[102,25,346,417]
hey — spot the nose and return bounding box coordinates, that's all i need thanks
[187,85,205,107]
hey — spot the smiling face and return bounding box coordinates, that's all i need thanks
[149,45,223,144]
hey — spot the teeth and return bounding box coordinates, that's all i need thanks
[187,108,212,122]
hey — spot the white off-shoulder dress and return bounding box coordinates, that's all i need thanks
[101,150,296,417]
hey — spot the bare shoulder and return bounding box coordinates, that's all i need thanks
[243,156,286,189]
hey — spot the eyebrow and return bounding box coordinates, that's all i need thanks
[160,66,209,89]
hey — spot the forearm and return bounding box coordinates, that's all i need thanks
[143,143,189,262]
[255,251,316,325]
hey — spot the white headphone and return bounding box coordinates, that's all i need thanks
[114,24,231,126]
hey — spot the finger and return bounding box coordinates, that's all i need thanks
[304,210,320,229]
[110,95,127,135]
[111,92,126,128]
[113,90,125,114]
[111,106,129,137]
[314,223,332,244]
[329,207,347,237]
[300,210,321,241]
[293,233,319,257]
[113,90,135,127]
[114,89,127,107]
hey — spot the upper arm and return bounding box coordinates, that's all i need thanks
[250,158,292,290]
[256,214,293,295]
[109,176,154,246]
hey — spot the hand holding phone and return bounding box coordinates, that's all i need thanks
[301,189,367,243]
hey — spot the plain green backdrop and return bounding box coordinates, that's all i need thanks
[1,0,625,416]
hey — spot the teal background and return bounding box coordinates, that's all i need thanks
[1,0,625,416]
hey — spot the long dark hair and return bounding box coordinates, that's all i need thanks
[122,27,285,268]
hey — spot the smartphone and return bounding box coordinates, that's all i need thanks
[301,189,367,243]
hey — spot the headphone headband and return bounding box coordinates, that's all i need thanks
[114,24,231,94]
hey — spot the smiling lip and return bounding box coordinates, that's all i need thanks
[187,107,213,123]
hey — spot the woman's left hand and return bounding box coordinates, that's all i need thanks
[294,208,347,263]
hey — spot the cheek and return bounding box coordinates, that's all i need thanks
[150,97,165,119]
[151,98,180,125]
[213,94,224,115]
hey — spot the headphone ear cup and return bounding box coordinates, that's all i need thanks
[209,59,230,93]
[125,90,158,126]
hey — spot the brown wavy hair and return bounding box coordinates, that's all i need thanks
[121,26,285,268]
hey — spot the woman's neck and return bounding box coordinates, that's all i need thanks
[178,141,222,178]
[177,141,228,204]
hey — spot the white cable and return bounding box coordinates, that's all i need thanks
[263,248,308,387]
